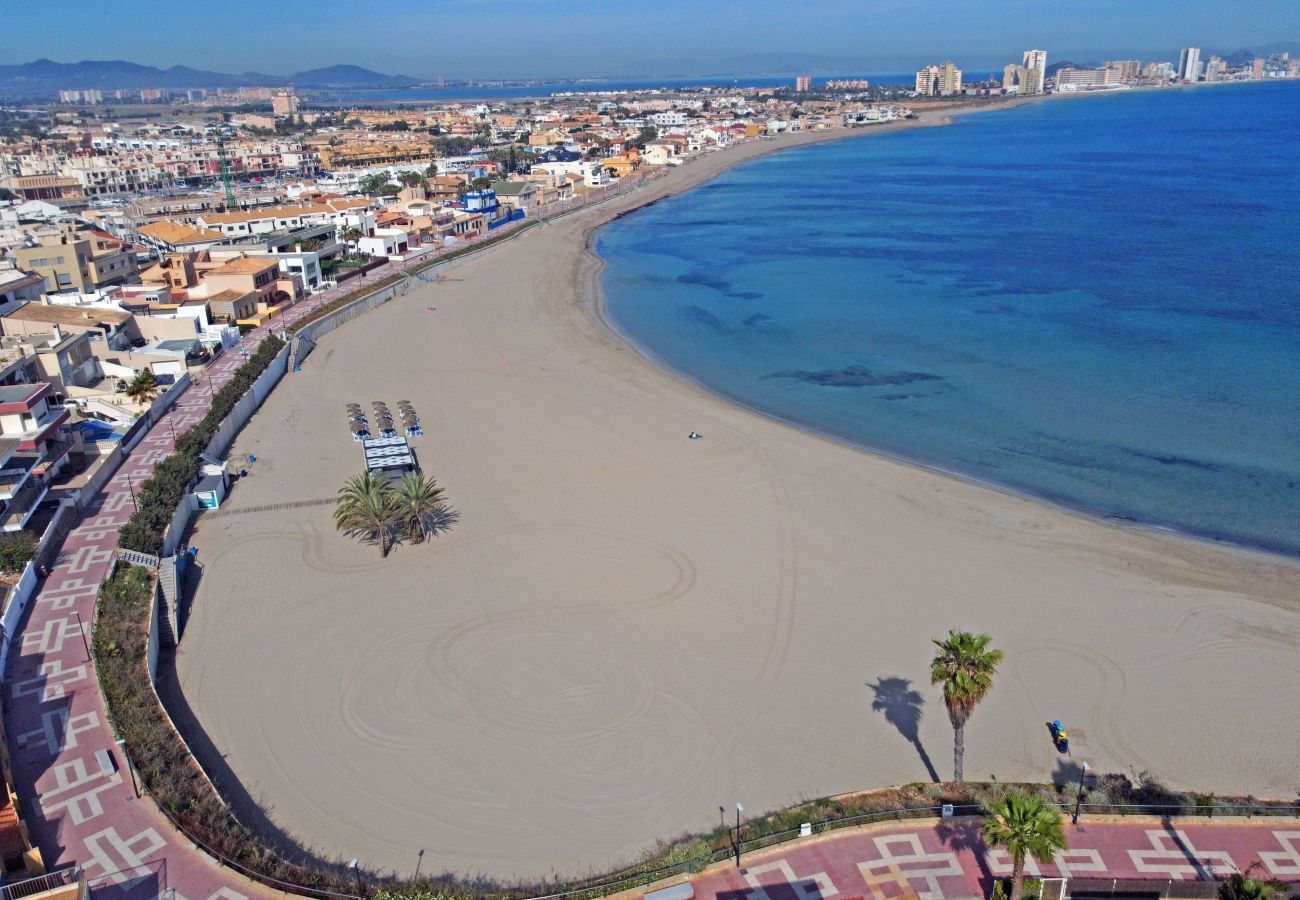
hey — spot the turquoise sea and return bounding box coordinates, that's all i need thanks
[597,81,1300,556]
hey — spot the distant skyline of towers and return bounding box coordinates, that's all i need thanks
[914,60,962,96]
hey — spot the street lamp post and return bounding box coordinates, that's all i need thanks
[348,859,363,897]
[1072,762,1090,825]
[73,610,92,661]
[735,802,744,867]
[115,739,139,798]
[124,473,139,512]
[414,849,424,880]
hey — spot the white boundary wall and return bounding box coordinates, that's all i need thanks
[0,562,40,680]
[159,344,291,557]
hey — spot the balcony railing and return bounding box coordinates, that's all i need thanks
[1,478,49,530]
[1,867,83,900]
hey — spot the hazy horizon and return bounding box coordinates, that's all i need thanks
[4,0,1296,81]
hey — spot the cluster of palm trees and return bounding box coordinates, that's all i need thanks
[333,471,453,556]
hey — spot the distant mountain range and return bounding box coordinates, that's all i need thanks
[0,59,420,96]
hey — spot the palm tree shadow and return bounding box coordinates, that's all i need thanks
[935,816,995,897]
[426,504,460,536]
[868,675,941,783]
[389,506,461,550]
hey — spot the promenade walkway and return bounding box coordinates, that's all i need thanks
[0,182,651,898]
[691,817,1300,899]
[3,318,290,898]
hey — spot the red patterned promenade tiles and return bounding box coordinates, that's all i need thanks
[0,219,635,898]
[0,276,362,898]
[690,820,1300,900]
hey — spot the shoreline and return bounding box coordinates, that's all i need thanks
[176,87,1300,879]
[574,96,1298,575]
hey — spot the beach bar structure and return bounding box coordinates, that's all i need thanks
[362,436,418,482]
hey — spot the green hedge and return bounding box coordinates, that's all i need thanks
[117,336,285,557]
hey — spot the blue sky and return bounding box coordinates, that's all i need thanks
[5,0,1295,79]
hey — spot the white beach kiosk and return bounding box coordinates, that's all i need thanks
[361,436,418,483]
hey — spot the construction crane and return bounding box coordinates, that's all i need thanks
[216,131,236,210]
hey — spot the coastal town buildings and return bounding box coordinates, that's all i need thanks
[12,227,138,294]
[271,88,300,117]
[914,61,962,96]
[1055,67,1123,90]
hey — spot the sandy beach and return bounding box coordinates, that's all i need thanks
[172,112,1300,882]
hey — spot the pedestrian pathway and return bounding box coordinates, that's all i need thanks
[0,184,651,899]
[690,818,1300,900]
[2,301,324,899]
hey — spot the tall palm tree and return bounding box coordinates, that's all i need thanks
[930,629,1003,782]
[981,791,1066,900]
[334,472,398,557]
[124,370,160,404]
[391,472,447,543]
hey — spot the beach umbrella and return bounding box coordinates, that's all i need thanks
[401,413,419,425]
[350,421,367,433]
[397,401,411,407]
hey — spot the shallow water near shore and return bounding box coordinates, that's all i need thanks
[598,81,1300,556]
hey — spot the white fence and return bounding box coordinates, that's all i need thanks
[0,562,40,680]
[159,344,291,557]
[146,579,160,682]
[204,344,291,459]
[72,443,125,512]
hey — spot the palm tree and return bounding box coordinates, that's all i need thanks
[124,370,160,404]
[334,472,398,557]
[981,791,1066,900]
[930,629,1003,782]
[391,472,447,543]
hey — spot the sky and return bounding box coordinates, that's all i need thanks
[5,0,1296,79]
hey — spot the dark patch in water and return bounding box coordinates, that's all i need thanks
[973,304,1030,317]
[876,392,932,401]
[743,314,774,327]
[1132,451,1222,472]
[677,271,763,302]
[766,365,943,388]
[893,276,927,285]
[677,305,729,332]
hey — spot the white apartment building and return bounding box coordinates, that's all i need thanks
[192,199,376,239]
[529,160,610,187]
[649,111,688,128]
